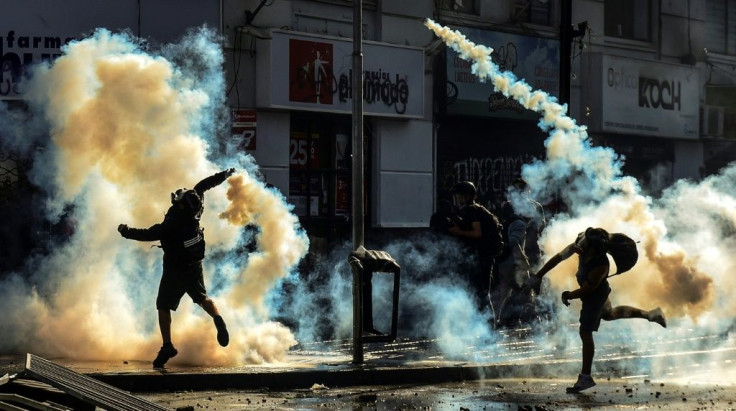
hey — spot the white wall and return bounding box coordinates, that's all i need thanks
[250,111,290,195]
[373,119,433,227]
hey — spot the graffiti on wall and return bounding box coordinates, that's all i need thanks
[445,154,536,199]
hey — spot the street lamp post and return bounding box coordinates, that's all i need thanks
[351,0,365,365]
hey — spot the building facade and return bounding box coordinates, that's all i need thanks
[2,0,735,255]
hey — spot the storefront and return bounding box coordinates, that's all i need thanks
[252,30,430,252]
[581,53,702,185]
[437,27,560,208]
[702,85,736,175]
[0,0,220,100]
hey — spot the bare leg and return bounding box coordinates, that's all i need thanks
[198,298,221,318]
[158,309,172,344]
[602,305,649,321]
[198,298,229,347]
[601,304,666,327]
[580,330,594,375]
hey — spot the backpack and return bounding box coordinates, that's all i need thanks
[606,232,638,276]
[476,205,505,258]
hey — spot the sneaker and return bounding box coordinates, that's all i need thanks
[649,307,667,328]
[152,344,178,369]
[566,374,596,393]
[214,315,229,347]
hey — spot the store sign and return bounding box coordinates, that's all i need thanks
[445,26,560,118]
[231,109,256,150]
[590,54,699,139]
[257,30,424,118]
[0,0,219,100]
[0,30,77,99]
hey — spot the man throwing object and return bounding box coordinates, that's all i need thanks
[118,168,235,369]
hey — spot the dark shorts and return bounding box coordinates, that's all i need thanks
[579,294,612,333]
[156,260,207,311]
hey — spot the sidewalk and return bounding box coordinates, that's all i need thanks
[16,325,732,393]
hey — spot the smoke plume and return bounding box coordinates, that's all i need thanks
[0,27,307,366]
[424,18,714,320]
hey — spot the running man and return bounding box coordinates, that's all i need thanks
[523,227,666,393]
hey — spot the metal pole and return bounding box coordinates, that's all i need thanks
[559,0,572,106]
[351,0,365,365]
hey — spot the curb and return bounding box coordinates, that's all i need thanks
[89,360,581,392]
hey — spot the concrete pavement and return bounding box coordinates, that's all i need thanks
[19,324,736,393]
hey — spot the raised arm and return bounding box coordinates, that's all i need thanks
[118,223,164,242]
[193,168,235,196]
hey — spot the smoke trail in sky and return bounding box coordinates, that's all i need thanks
[0,27,307,366]
[424,18,713,320]
[419,19,736,380]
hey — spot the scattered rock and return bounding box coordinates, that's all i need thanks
[358,394,377,403]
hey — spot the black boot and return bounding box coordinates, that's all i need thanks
[152,343,178,369]
[214,315,229,347]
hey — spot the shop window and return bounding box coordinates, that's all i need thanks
[438,0,478,15]
[706,0,736,55]
[604,0,651,42]
[512,0,554,26]
[289,113,352,248]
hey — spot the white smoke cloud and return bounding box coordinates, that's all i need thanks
[424,18,713,320]
[0,27,308,366]
[419,19,736,380]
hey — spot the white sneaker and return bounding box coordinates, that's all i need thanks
[649,307,667,328]
[566,374,596,393]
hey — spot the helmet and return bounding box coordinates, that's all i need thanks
[171,188,203,218]
[451,181,477,197]
[171,188,190,204]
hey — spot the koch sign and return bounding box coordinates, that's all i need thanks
[257,30,424,118]
[597,54,699,139]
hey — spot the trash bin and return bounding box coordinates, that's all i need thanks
[348,246,400,343]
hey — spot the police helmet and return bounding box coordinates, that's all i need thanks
[451,181,477,197]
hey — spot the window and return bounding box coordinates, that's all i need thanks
[288,113,354,248]
[512,0,553,26]
[604,0,651,41]
[438,0,478,15]
[706,0,736,55]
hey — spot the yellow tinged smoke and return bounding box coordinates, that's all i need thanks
[10,29,307,365]
[219,174,310,310]
[425,18,716,322]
